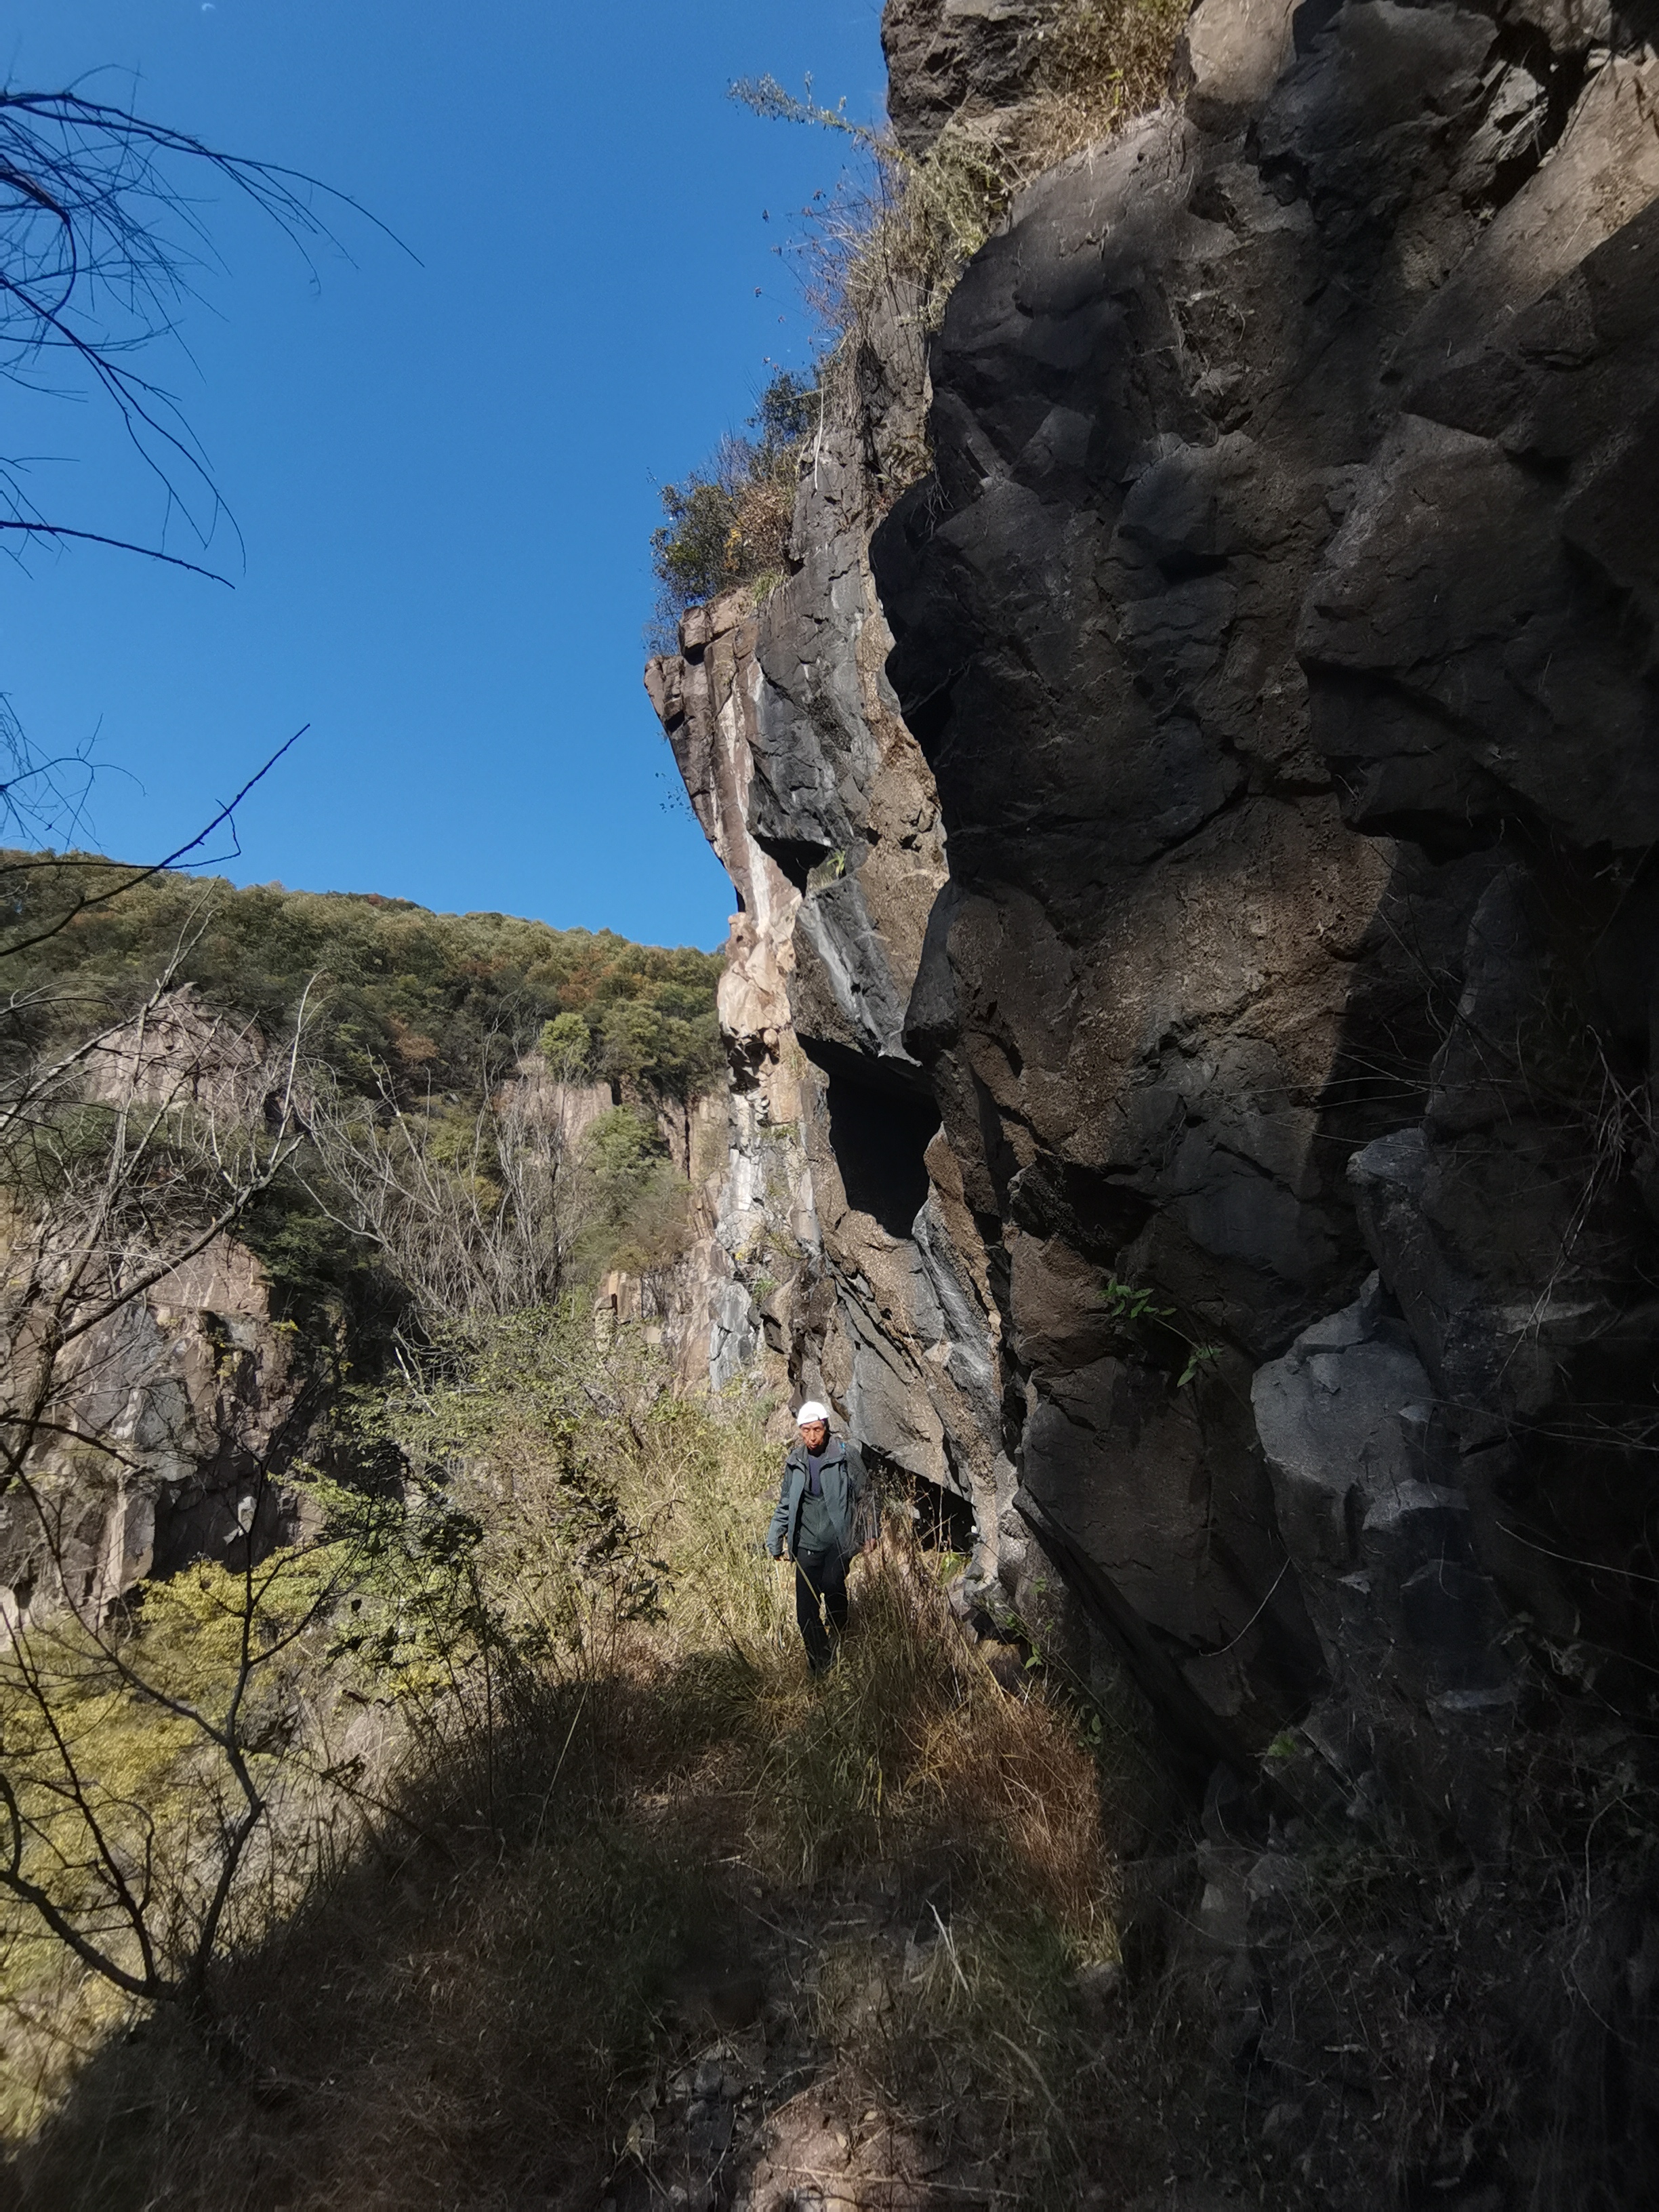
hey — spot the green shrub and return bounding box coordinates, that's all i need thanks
[648,371,818,644]
[537,1008,591,1082]
[584,1105,665,1222]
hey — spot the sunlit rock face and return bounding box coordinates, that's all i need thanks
[874,0,1659,1776]
[0,1230,306,1631]
[644,319,1006,1569]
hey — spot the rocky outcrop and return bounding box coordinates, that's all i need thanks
[657,0,1659,1887]
[81,983,268,1113]
[872,0,1659,1813]
[646,308,1010,1559]
[0,990,313,1629]
[882,0,1054,155]
[0,1231,306,1629]
[597,1083,733,1387]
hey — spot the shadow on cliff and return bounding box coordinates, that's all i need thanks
[1312,819,1659,1684]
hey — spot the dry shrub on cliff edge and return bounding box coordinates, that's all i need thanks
[735,0,1186,508]
[1025,0,1191,171]
[647,373,819,646]
[649,0,1189,623]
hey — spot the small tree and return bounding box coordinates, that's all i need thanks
[302,1046,590,1320]
[0,1444,385,2018]
[0,965,337,2015]
[539,1010,592,1084]
[0,75,385,2028]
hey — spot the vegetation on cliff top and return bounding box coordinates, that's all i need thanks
[648,370,819,645]
[647,0,1189,637]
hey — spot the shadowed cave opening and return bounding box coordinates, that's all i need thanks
[823,1069,940,1240]
[905,1468,977,1553]
[862,1447,977,1553]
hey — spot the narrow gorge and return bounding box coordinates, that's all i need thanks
[5,1,1659,2203]
[646,0,1659,2194]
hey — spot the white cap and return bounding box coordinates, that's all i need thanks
[795,1400,831,1427]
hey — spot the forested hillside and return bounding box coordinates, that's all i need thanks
[3,854,723,1103]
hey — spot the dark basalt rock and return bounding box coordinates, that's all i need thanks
[873,0,1659,1784]
[882,0,1055,156]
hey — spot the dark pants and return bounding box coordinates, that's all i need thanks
[793,1544,849,1671]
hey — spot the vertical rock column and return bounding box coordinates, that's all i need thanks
[872,0,1659,1807]
[646,381,1008,1570]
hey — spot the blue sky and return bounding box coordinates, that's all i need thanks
[2,1,888,949]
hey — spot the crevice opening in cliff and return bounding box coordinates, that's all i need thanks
[817,1059,941,1241]
[901,1467,977,1554]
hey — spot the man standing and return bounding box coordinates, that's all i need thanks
[766,1400,874,1674]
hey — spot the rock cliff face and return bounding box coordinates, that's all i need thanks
[647,395,1010,1553]
[872,0,1659,1804]
[881,0,1055,155]
[0,991,310,1628]
[661,0,1659,1845]
[0,1231,306,1628]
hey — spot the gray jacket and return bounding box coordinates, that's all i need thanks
[766,1435,871,1563]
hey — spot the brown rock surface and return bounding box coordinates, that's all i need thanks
[0,1228,304,1626]
[1,987,315,1625]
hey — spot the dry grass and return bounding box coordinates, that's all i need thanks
[16,1329,1641,2207]
[1031,0,1192,171]
[774,0,1187,507]
[737,1545,1110,1916]
[0,1336,1155,2211]
[1226,1711,1659,2211]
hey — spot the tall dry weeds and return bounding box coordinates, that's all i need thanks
[747,0,1186,510]
[1,1332,1153,2210]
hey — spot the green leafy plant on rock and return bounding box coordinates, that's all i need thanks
[538,1008,591,1082]
[1097,1276,1221,1389]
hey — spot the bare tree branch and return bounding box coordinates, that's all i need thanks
[0,518,232,581]
[302,1039,592,1320]
[0,726,306,960]
[0,83,409,563]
